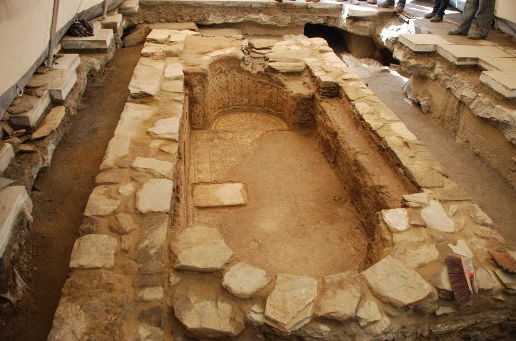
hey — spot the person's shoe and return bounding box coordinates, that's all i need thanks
[448,29,465,36]
[424,12,437,19]
[430,15,443,22]
[378,1,394,8]
[393,4,405,12]
[467,33,485,40]
[367,0,377,4]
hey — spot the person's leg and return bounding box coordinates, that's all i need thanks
[437,0,449,17]
[394,0,405,12]
[473,0,495,38]
[455,0,480,34]
[425,0,440,18]
[378,0,394,8]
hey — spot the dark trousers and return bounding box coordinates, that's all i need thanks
[433,0,450,17]
[456,0,495,38]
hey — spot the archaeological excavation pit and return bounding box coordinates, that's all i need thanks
[2,1,516,341]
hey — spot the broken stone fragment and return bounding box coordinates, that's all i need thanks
[362,255,435,308]
[136,179,173,213]
[69,234,118,269]
[172,225,233,272]
[356,296,382,327]
[421,200,455,232]
[101,136,131,169]
[316,271,362,322]
[137,286,164,301]
[111,213,138,235]
[129,58,165,98]
[133,214,168,264]
[402,192,429,208]
[84,185,121,216]
[448,239,473,258]
[247,304,265,326]
[392,228,429,245]
[173,286,245,338]
[381,208,409,232]
[132,157,175,179]
[475,266,497,291]
[222,262,271,299]
[265,274,318,333]
[147,117,180,141]
[193,183,248,208]
[469,204,493,227]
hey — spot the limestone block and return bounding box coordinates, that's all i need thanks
[31,106,66,140]
[0,186,31,257]
[356,296,382,327]
[265,274,318,333]
[141,42,183,58]
[8,91,51,129]
[0,143,15,174]
[174,235,233,272]
[392,244,439,268]
[52,54,80,71]
[250,39,277,50]
[316,271,362,322]
[475,266,497,291]
[100,14,123,33]
[136,179,173,213]
[267,62,306,73]
[193,183,248,208]
[132,157,175,179]
[405,162,445,188]
[362,255,435,308]
[402,192,429,208]
[114,102,157,139]
[448,239,473,258]
[84,186,121,216]
[480,71,516,99]
[100,136,131,169]
[129,58,165,98]
[381,208,409,232]
[431,265,452,292]
[95,168,128,184]
[111,213,138,235]
[146,29,172,43]
[247,304,265,326]
[173,287,245,338]
[494,269,516,292]
[137,286,164,301]
[61,29,114,50]
[164,63,184,80]
[478,57,516,72]
[421,200,455,232]
[222,262,271,299]
[69,234,118,268]
[392,228,429,245]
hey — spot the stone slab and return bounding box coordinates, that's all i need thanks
[0,143,15,174]
[31,106,66,140]
[100,14,124,33]
[345,4,377,18]
[8,91,51,129]
[222,262,271,299]
[392,244,439,268]
[362,255,434,308]
[146,29,172,43]
[0,186,30,257]
[356,296,382,327]
[136,179,174,213]
[175,240,233,272]
[436,45,512,66]
[84,185,121,216]
[119,0,139,15]
[192,183,248,208]
[421,200,455,233]
[265,274,318,333]
[129,58,165,98]
[69,234,118,268]
[478,57,516,72]
[132,157,175,179]
[398,34,449,53]
[381,208,408,232]
[316,271,362,322]
[164,63,184,80]
[100,136,131,169]
[480,71,516,99]
[52,54,80,71]
[173,287,245,338]
[61,29,114,50]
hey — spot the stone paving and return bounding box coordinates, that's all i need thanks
[45,27,516,340]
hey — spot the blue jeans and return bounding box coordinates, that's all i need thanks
[433,0,449,17]
[456,0,495,37]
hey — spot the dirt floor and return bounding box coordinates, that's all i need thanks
[0,46,142,341]
[190,114,369,277]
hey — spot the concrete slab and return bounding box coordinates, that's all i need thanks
[8,91,51,129]
[436,45,513,66]
[101,13,124,33]
[52,54,80,71]
[345,4,378,18]
[0,186,31,257]
[61,29,114,50]
[398,34,449,53]
[480,71,516,99]
[0,143,15,174]
[478,57,516,72]
[193,183,248,208]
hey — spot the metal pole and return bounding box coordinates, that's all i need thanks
[47,0,60,68]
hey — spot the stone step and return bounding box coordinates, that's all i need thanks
[26,69,77,102]
[0,186,31,258]
[436,44,512,66]
[100,13,124,33]
[480,71,516,99]
[0,143,15,175]
[7,91,51,129]
[61,29,114,51]
[52,54,80,71]
[398,34,449,53]
[478,57,516,72]
[119,0,139,16]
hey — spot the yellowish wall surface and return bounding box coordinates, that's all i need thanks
[496,0,516,24]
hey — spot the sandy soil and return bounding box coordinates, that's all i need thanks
[0,46,142,341]
[191,117,369,278]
